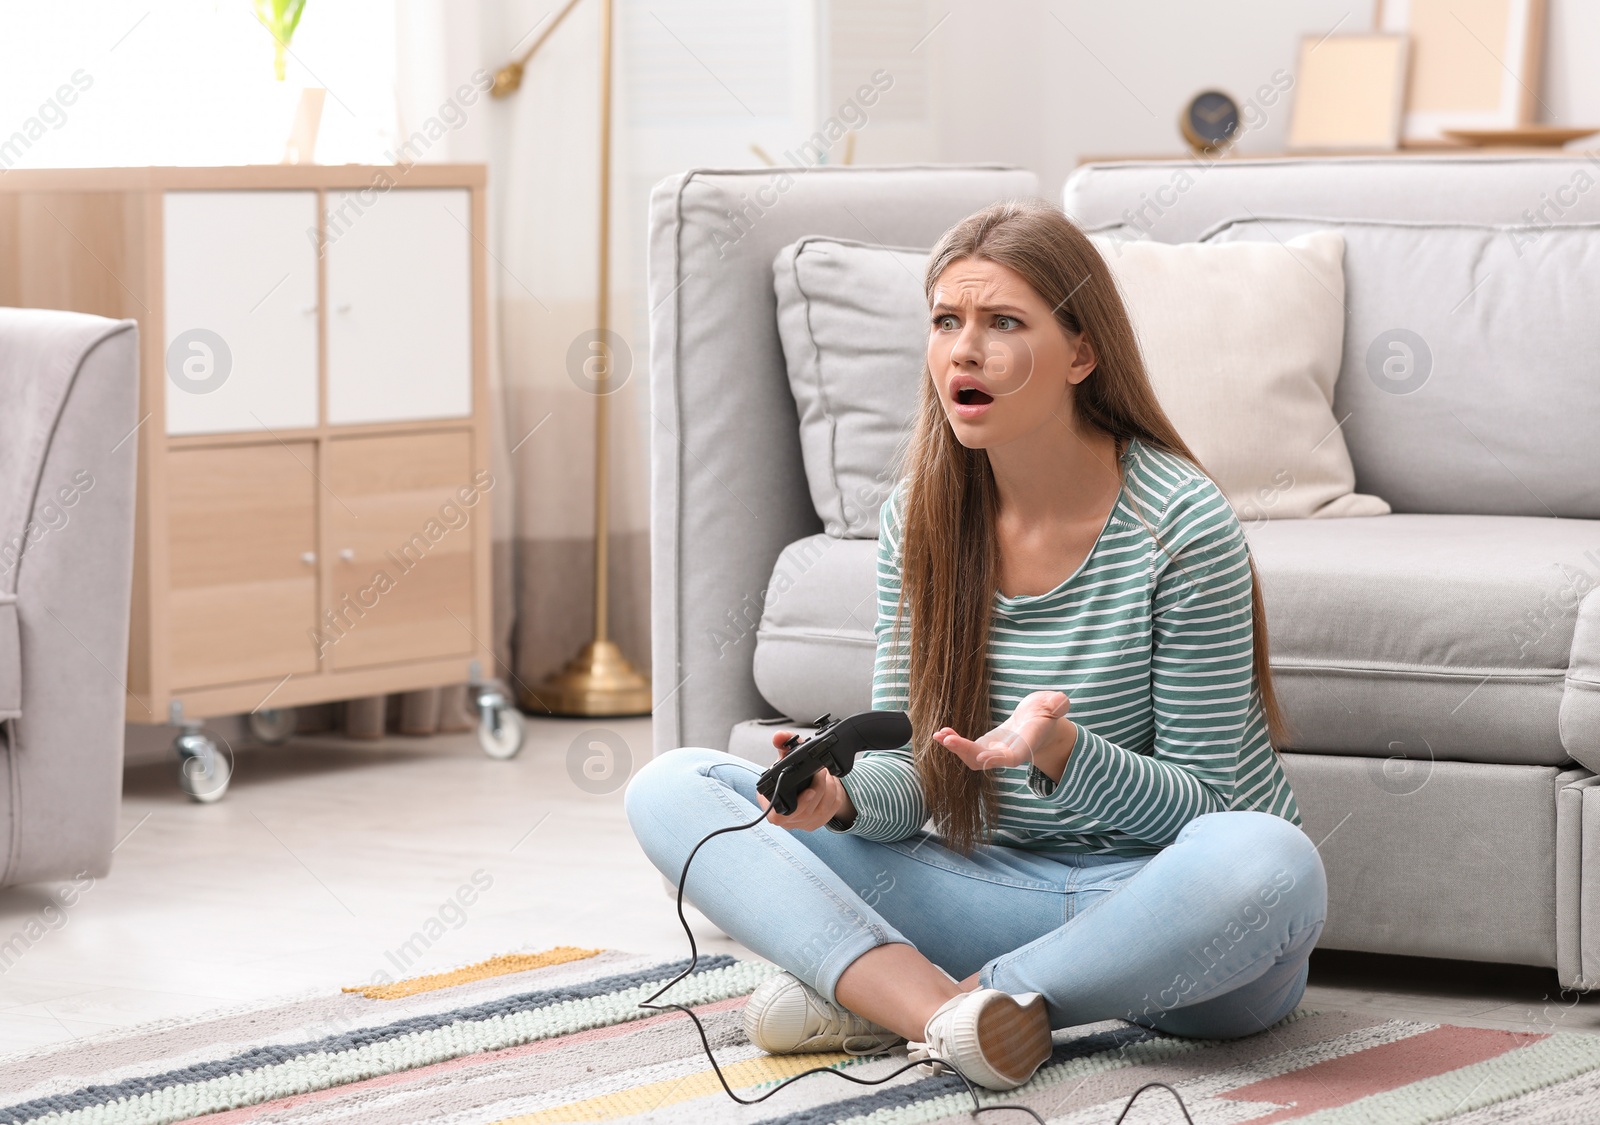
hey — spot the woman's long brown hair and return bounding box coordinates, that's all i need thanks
[894,199,1288,853]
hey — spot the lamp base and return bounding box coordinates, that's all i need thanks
[523,639,652,717]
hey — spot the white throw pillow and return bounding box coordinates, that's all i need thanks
[1090,231,1389,521]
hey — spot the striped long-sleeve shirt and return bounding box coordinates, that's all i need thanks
[837,437,1301,856]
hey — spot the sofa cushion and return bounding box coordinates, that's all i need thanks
[1097,231,1388,521]
[1204,217,1600,520]
[751,534,877,722]
[771,237,928,538]
[727,717,817,766]
[751,514,1600,769]
[1246,513,1600,767]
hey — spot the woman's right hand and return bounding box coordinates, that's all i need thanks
[757,730,854,832]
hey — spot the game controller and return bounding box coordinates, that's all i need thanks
[755,709,912,816]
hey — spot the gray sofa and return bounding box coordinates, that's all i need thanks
[647,157,1600,990]
[0,309,139,886]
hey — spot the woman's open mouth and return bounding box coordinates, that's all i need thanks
[951,381,994,419]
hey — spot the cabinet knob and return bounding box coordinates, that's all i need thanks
[301,303,318,316]
[301,551,317,565]
[338,548,355,562]
[336,302,352,314]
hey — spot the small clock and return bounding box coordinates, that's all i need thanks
[1180,90,1241,154]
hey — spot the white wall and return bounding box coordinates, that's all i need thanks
[838,0,1374,192]
[1541,0,1600,128]
[838,0,1600,201]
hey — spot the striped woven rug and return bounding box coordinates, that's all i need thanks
[2,947,1597,1124]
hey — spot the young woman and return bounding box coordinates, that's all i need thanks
[625,200,1327,1092]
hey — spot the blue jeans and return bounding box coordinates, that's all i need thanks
[625,747,1327,1039]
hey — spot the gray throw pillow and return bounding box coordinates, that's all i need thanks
[772,236,929,538]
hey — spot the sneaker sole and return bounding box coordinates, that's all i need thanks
[975,992,1051,1086]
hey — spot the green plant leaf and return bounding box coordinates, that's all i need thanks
[252,0,310,81]
[282,0,308,40]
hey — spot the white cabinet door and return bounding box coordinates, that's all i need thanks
[324,188,473,425]
[163,191,319,435]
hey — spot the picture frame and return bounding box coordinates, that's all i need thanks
[1376,0,1546,143]
[1287,34,1410,152]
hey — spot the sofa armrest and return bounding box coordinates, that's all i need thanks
[0,594,17,721]
[0,308,139,885]
[647,164,1037,761]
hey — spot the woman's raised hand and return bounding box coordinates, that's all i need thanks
[756,730,854,832]
[934,691,1075,779]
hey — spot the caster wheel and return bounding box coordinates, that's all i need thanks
[247,707,296,745]
[476,689,526,760]
[175,730,232,803]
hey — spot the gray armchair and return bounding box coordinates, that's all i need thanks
[0,308,139,886]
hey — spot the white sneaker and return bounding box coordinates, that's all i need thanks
[742,972,903,1055]
[906,988,1052,1091]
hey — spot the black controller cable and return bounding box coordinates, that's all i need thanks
[637,804,1198,1124]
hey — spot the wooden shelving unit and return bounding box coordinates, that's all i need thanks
[0,166,519,791]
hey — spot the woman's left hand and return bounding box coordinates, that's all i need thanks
[934,690,1076,780]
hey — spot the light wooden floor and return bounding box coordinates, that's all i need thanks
[0,715,1594,1054]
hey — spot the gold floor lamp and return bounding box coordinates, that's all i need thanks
[493,0,653,716]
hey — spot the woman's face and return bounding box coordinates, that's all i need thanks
[926,256,1096,449]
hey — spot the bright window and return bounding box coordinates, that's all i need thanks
[0,0,398,169]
